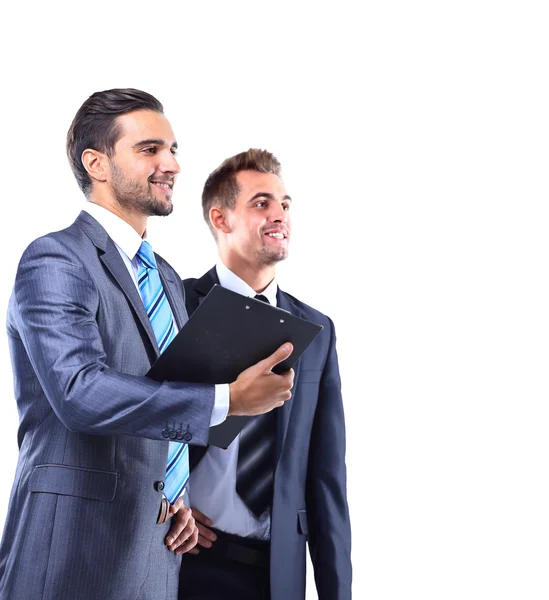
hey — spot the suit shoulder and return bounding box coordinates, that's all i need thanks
[281,291,334,329]
[20,221,90,262]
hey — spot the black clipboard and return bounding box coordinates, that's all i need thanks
[147,284,323,448]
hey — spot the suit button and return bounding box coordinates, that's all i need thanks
[154,480,165,492]
[169,430,177,440]
[183,432,192,442]
[176,431,184,440]
[162,429,170,438]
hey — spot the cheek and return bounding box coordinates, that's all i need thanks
[238,227,260,248]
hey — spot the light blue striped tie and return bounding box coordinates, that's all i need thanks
[136,240,189,504]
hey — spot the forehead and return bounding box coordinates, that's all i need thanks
[114,109,176,148]
[235,170,287,198]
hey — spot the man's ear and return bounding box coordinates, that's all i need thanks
[210,207,232,235]
[81,149,109,185]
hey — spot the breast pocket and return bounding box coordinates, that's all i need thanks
[28,464,118,502]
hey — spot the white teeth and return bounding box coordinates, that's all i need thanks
[267,233,284,239]
[153,182,171,189]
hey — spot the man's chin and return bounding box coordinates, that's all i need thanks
[147,199,173,217]
[260,249,288,266]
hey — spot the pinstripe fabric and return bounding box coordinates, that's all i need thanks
[0,212,216,600]
[137,241,189,503]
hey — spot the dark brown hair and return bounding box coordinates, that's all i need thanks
[66,88,164,196]
[202,148,281,236]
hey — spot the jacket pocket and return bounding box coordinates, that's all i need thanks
[28,464,118,502]
[297,509,308,535]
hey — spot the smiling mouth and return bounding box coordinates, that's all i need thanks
[265,231,287,240]
[150,180,174,191]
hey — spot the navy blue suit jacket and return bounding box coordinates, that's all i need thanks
[183,268,352,600]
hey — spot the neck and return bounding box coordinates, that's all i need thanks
[88,192,147,237]
[220,253,276,293]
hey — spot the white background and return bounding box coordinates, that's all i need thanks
[1,1,548,598]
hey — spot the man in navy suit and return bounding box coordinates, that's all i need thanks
[179,149,352,599]
[0,91,294,600]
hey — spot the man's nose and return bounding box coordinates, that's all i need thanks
[159,150,181,175]
[270,202,288,223]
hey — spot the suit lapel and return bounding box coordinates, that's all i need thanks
[195,268,220,304]
[158,262,188,330]
[274,288,303,463]
[75,211,160,356]
[101,242,161,355]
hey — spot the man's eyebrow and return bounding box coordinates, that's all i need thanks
[249,192,292,202]
[133,139,178,149]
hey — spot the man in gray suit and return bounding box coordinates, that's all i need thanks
[0,90,294,600]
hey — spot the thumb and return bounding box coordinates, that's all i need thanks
[257,343,293,373]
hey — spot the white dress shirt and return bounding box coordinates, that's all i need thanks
[189,260,279,540]
[81,202,229,427]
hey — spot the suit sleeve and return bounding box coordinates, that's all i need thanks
[306,318,352,599]
[11,235,215,444]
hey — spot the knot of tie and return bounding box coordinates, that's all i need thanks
[254,294,270,304]
[137,240,157,270]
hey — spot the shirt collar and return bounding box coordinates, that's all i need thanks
[82,202,144,260]
[215,260,278,307]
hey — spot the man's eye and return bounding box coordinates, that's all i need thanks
[255,201,266,208]
[171,149,178,156]
[282,203,291,211]
[143,147,156,154]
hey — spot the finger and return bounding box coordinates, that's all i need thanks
[165,507,192,547]
[196,521,217,542]
[187,546,200,555]
[176,538,198,554]
[285,368,295,387]
[256,343,293,373]
[197,532,214,548]
[175,526,199,555]
[195,518,217,542]
[168,517,196,551]
[171,520,198,553]
[168,497,185,518]
[191,507,212,526]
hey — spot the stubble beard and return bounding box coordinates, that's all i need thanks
[110,161,173,217]
[256,245,289,267]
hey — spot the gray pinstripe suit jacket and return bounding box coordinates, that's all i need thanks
[0,211,214,599]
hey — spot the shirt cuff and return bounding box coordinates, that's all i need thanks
[210,383,230,426]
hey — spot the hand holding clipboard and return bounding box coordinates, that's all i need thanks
[147,285,323,447]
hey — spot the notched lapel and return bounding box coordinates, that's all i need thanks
[159,267,188,330]
[75,211,160,356]
[274,290,304,463]
[195,267,220,306]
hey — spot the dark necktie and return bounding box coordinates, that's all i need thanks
[235,294,277,517]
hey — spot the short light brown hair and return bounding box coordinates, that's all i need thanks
[202,148,281,237]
